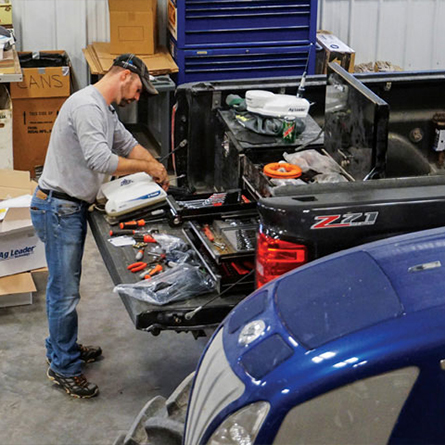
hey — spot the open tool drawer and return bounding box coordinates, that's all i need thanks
[241,147,352,199]
[182,214,258,294]
[166,188,257,226]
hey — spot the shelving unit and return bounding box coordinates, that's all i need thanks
[0,47,23,83]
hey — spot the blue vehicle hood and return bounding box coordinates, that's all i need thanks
[211,227,445,444]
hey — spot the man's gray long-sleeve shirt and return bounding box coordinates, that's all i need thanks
[39,85,138,203]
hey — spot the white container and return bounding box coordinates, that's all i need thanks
[0,208,46,278]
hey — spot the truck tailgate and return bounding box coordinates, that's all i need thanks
[259,176,445,260]
[88,210,246,335]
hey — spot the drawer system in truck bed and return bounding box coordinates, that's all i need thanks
[90,63,445,336]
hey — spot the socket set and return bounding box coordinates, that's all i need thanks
[182,225,256,294]
[166,189,257,226]
[186,217,258,264]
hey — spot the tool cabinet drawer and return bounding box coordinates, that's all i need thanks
[170,44,314,84]
[169,0,317,48]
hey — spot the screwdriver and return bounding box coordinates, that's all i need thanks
[133,234,157,244]
[119,211,165,229]
[109,229,136,236]
[120,219,146,229]
[135,246,145,261]
[202,224,214,242]
[144,264,163,280]
[109,230,157,243]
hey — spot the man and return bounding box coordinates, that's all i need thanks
[30,54,169,399]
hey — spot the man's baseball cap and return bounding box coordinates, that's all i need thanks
[112,53,158,95]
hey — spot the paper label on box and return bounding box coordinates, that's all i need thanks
[0,230,46,277]
[318,33,354,54]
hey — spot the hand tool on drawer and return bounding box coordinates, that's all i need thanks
[135,246,145,261]
[109,229,136,237]
[119,218,164,229]
[143,264,163,280]
[120,219,147,229]
[133,233,157,244]
[202,224,215,242]
[127,261,150,273]
[109,230,157,244]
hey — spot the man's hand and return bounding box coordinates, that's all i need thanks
[115,144,170,190]
[145,161,169,190]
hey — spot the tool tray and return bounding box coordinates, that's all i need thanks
[166,188,257,226]
[187,218,258,264]
[182,217,257,294]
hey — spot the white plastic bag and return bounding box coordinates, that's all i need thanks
[284,149,341,174]
[114,265,216,305]
[312,173,348,183]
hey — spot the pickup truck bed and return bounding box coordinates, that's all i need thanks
[91,65,445,336]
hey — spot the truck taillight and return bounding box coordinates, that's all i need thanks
[256,232,308,288]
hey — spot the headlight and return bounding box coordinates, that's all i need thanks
[207,401,270,445]
[238,320,266,346]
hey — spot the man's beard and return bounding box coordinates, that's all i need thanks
[118,98,135,107]
[118,83,135,107]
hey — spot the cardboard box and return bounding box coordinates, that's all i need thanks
[0,272,36,308]
[316,31,356,74]
[0,170,45,305]
[0,2,12,27]
[0,207,46,278]
[0,168,33,199]
[0,84,12,169]
[108,0,157,55]
[86,42,178,76]
[10,51,71,177]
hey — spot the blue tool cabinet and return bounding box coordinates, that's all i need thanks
[170,43,315,84]
[168,0,318,84]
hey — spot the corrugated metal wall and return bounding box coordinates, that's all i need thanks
[13,0,89,87]
[318,0,445,71]
[10,0,445,88]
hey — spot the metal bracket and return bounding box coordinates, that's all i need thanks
[0,72,22,83]
[212,91,222,110]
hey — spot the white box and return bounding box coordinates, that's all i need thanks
[0,207,46,278]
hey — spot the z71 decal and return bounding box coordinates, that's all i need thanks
[311,212,379,229]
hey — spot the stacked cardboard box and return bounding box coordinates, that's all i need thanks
[83,42,178,76]
[108,0,157,55]
[0,169,47,308]
[10,51,71,178]
[0,1,12,27]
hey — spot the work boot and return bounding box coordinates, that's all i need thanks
[46,344,103,365]
[47,368,99,399]
[78,344,103,363]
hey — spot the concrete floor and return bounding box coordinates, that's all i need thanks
[0,229,209,445]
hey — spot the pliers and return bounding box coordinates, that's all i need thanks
[127,261,149,273]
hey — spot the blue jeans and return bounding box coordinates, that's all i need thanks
[30,189,89,377]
